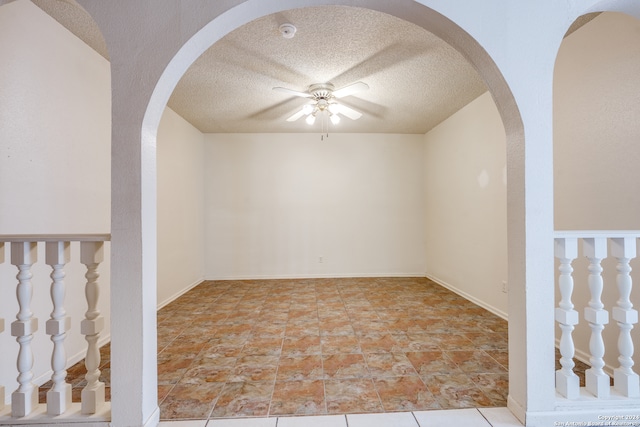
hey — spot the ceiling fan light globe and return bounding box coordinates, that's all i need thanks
[306,114,316,125]
[302,104,314,115]
[330,114,340,125]
[328,103,340,114]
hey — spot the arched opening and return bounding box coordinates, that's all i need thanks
[553,8,640,392]
[145,1,521,421]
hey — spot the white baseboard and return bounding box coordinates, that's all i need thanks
[204,272,427,281]
[157,277,205,310]
[425,273,509,321]
[143,406,160,427]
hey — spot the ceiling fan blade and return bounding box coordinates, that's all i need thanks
[273,86,312,98]
[335,103,363,120]
[286,108,308,122]
[332,81,369,98]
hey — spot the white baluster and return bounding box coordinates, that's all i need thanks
[45,241,72,415]
[0,241,4,411]
[611,237,640,397]
[10,241,39,417]
[555,237,580,399]
[583,237,611,398]
[80,241,105,414]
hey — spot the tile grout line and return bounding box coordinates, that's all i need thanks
[316,286,330,417]
[476,407,493,426]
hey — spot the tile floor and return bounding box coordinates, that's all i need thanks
[43,277,523,422]
[155,277,510,420]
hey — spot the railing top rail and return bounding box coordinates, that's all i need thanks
[0,234,111,243]
[554,230,640,239]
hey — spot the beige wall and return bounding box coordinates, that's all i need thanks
[423,91,508,318]
[203,133,426,279]
[157,108,206,307]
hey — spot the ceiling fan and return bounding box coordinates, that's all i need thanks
[273,81,369,125]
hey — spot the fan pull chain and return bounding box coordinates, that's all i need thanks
[320,112,329,140]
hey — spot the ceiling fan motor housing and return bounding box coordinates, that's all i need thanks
[309,83,335,101]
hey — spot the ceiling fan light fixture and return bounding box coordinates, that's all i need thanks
[302,104,314,115]
[306,114,316,125]
[276,81,368,125]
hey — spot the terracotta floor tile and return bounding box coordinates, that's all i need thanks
[422,373,494,409]
[469,372,509,405]
[180,356,237,384]
[464,332,509,351]
[159,338,207,359]
[374,375,440,411]
[157,354,195,385]
[365,353,416,378]
[210,381,273,417]
[159,382,224,420]
[285,321,321,337]
[270,380,325,416]
[359,333,403,354]
[406,351,462,376]
[324,378,383,414]
[229,355,279,382]
[158,384,174,403]
[352,320,388,335]
[445,350,507,374]
[241,336,284,356]
[431,333,475,351]
[321,335,361,354]
[323,353,369,379]
[282,335,322,356]
[485,349,509,369]
[201,337,245,358]
[288,310,319,323]
[251,322,287,338]
[319,320,355,336]
[393,332,441,352]
[277,355,324,381]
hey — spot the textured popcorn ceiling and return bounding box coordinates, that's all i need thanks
[166,6,488,134]
[32,2,594,134]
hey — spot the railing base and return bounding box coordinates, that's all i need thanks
[47,384,73,416]
[0,402,110,426]
[11,390,39,418]
[614,369,640,397]
[525,390,640,426]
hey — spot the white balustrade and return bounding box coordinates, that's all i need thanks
[10,241,39,417]
[0,234,110,425]
[611,237,640,397]
[554,236,580,399]
[583,237,611,398]
[554,231,640,405]
[80,241,105,415]
[45,241,72,415]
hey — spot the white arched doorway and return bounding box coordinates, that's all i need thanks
[142,1,524,424]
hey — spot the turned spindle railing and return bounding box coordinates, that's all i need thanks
[0,234,110,425]
[555,231,640,402]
